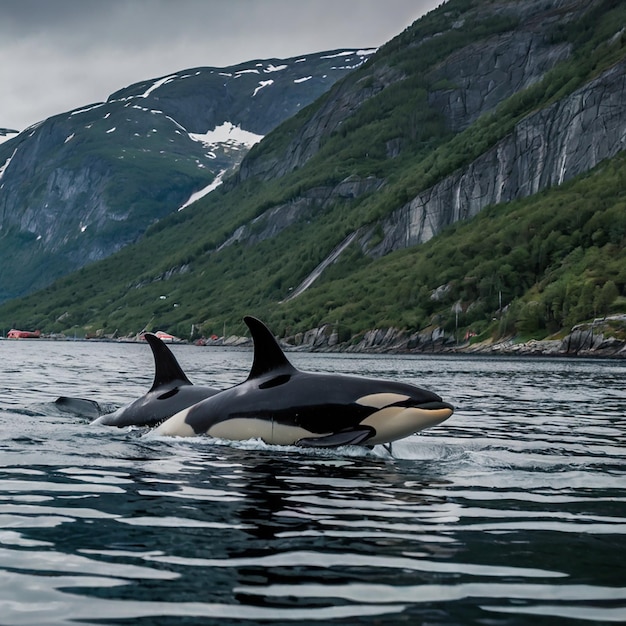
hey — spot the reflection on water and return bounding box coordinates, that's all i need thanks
[0,340,625,624]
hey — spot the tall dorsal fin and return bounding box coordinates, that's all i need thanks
[143,333,192,391]
[244,316,296,380]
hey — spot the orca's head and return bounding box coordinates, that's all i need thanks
[355,386,454,445]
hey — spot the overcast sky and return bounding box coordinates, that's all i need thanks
[1,0,442,131]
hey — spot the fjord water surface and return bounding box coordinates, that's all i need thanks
[0,339,624,625]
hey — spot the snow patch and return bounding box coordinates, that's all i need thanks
[178,170,227,210]
[236,69,260,76]
[264,64,287,73]
[320,48,378,59]
[106,127,116,134]
[294,76,312,84]
[70,103,105,116]
[64,133,75,143]
[0,148,17,179]
[24,120,43,135]
[253,80,274,96]
[189,122,263,148]
[321,50,356,59]
[165,115,187,132]
[140,74,177,98]
[320,49,376,59]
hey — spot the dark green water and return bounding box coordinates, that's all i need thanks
[0,340,624,625]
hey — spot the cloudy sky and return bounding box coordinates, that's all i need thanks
[1,0,442,131]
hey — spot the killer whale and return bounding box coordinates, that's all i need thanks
[152,316,454,446]
[86,332,220,427]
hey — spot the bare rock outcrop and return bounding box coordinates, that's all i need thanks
[364,57,626,256]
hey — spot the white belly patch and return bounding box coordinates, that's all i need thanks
[209,418,314,446]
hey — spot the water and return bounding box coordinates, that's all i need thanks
[0,339,624,625]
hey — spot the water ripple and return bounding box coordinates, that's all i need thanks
[0,344,624,624]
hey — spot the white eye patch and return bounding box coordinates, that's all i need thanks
[355,393,410,409]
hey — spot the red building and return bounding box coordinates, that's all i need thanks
[7,329,41,339]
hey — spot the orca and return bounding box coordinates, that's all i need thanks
[152,316,454,447]
[89,333,220,427]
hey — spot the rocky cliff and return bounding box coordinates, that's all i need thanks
[238,0,591,182]
[285,315,626,359]
[363,56,626,257]
[232,0,624,297]
[0,49,373,302]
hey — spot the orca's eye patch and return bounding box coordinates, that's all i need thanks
[356,393,411,409]
[259,374,292,389]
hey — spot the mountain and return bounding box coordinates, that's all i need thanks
[0,0,624,353]
[0,49,374,301]
[0,129,19,145]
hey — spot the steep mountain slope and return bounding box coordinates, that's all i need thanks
[0,0,624,348]
[0,49,373,301]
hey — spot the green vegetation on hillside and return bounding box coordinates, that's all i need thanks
[272,153,626,341]
[0,0,624,343]
[1,153,624,342]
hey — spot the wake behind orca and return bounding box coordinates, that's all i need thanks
[153,316,454,447]
[57,333,220,427]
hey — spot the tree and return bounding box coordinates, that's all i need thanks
[595,280,619,318]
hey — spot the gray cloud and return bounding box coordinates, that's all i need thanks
[0,0,441,130]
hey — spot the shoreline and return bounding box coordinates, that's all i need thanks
[3,315,625,360]
[2,335,624,359]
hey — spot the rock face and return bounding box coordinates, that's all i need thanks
[240,0,592,183]
[560,315,626,357]
[427,0,582,132]
[216,175,384,252]
[286,316,626,358]
[234,0,623,295]
[0,50,373,302]
[365,57,626,256]
[106,50,375,137]
[238,62,403,181]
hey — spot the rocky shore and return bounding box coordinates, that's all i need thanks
[284,314,626,359]
[31,315,624,359]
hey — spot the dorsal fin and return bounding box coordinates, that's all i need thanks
[143,333,192,391]
[244,316,296,380]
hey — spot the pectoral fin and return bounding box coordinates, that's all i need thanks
[296,427,375,448]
